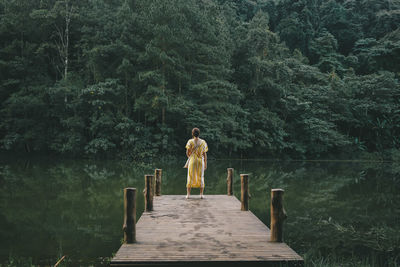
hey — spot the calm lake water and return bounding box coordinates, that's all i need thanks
[0,157,399,266]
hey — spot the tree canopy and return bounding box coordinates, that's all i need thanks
[0,0,399,160]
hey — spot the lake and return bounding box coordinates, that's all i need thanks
[0,157,399,266]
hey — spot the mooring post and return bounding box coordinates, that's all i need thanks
[240,174,249,211]
[145,175,154,212]
[155,169,162,196]
[270,188,287,242]
[123,187,136,243]
[227,168,233,196]
[152,174,156,197]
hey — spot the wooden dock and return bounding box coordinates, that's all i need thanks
[111,195,303,266]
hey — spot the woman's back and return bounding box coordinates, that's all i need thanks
[186,138,207,159]
[185,128,208,199]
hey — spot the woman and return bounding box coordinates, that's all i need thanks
[185,127,208,199]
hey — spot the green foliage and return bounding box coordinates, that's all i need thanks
[0,0,399,160]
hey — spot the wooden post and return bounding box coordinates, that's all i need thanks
[155,169,162,196]
[240,174,249,211]
[227,168,233,196]
[270,188,287,242]
[123,188,136,243]
[152,173,156,197]
[144,175,154,212]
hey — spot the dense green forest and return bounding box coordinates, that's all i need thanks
[1,0,399,160]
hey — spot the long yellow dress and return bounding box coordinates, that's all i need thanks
[186,138,208,188]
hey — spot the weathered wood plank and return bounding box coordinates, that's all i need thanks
[111,195,303,266]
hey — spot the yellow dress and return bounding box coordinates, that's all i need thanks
[185,138,208,188]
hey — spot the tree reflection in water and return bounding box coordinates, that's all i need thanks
[0,158,398,266]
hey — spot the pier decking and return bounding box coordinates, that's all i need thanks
[111,195,303,266]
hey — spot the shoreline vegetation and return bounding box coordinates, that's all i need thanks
[1,149,400,163]
[0,0,399,162]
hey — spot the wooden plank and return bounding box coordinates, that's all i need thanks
[111,195,303,266]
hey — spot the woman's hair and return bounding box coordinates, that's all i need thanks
[192,127,200,137]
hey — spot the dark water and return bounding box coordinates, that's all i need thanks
[0,157,399,266]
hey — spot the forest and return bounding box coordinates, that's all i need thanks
[1,0,399,160]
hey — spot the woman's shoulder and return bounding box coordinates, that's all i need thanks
[186,138,194,145]
[200,138,207,144]
[185,139,193,149]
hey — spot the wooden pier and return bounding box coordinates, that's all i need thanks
[111,193,303,266]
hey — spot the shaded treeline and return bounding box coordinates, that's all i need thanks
[0,0,399,159]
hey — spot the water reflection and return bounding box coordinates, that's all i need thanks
[0,158,398,266]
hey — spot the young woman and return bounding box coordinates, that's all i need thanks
[185,127,208,199]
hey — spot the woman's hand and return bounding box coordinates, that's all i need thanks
[204,152,207,170]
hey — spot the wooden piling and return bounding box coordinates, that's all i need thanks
[152,174,156,197]
[155,169,162,196]
[240,174,249,211]
[270,189,287,242]
[227,168,233,196]
[123,188,136,243]
[144,175,154,212]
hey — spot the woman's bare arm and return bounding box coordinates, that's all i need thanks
[186,148,191,158]
[204,152,207,170]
